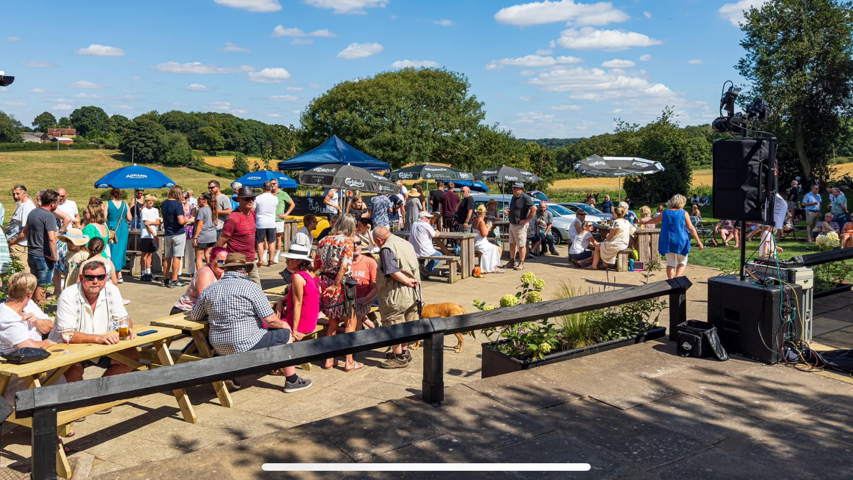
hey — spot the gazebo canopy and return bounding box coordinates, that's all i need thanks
[278,135,389,172]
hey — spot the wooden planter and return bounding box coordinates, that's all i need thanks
[481,326,667,379]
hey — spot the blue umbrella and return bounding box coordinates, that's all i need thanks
[94,164,176,189]
[234,170,298,189]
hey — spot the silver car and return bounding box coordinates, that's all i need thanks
[533,202,576,245]
[559,202,612,223]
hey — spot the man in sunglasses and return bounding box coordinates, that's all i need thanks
[51,261,139,386]
[217,186,261,286]
[208,180,232,237]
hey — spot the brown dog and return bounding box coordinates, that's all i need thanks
[409,302,468,353]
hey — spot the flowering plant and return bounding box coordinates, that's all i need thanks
[816,232,840,251]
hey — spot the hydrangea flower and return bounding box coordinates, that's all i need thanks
[525,291,543,304]
[539,342,552,354]
[500,294,519,307]
[520,272,536,284]
[532,279,546,291]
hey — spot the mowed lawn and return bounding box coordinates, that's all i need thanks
[0,150,234,215]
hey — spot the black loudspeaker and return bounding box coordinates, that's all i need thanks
[712,138,778,221]
[708,275,802,364]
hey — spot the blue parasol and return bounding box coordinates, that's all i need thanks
[94,164,176,189]
[234,170,298,188]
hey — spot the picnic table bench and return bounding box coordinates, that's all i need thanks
[0,326,192,478]
[395,230,476,280]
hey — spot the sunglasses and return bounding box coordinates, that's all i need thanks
[208,186,216,190]
[82,274,107,281]
[354,241,362,246]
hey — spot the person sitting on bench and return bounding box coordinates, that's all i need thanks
[409,211,442,279]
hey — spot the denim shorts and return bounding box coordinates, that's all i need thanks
[249,328,291,350]
[27,255,55,286]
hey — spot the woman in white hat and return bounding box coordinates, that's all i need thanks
[271,244,321,377]
[58,228,90,288]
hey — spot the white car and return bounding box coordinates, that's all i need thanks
[534,202,577,245]
[559,202,612,223]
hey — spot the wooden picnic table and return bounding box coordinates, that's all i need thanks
[592,224,661,267]
[395,230,476,279]
[0,326,193,478]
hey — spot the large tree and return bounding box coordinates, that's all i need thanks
[300,68,486,169]
[32,112,57,132]
[738,0,853,183]
[118,118,166,163]
[0,111,22,143]
[69,106,111,138]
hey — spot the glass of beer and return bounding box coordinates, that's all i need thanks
[117,316,130,340]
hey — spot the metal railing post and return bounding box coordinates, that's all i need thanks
[31,406,58,480]
[422,317,446,406]
[669,289,687,341]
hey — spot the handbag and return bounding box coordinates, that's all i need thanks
[108,202,127,243]
[2,347,51,364]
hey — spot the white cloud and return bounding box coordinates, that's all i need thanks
[337,43,383,60]
[114,105,133,110]
[304,0,388,15]
[18,61,55,68]
[6,37,22,42]
[218,42,251,52]
[557,27,662,50]
[270,95,299,102]
[291,39,315,45]
[530,66,674,99]
[69,80,105,89]
[232,108,249,115]
[74,93,104,99]
[187,83,209,91]
[130,76,145,81]
[29,88,49,94]
[273,26,305,37]
[390,59,440,68]
[687,59,703,65]
[214,0,281,12]
[287,86,304,91]
[639,54,652,61]
[487,54,584,70]
[310,29,337,37]
[643,11,651,19]
[247,67,292,83]
[153,62,255,74]
[75,44,125,56]
[719,0,768,26]
[495,0,630,27]
[601,59,635,68]
[210,101,231,111]
[511,111,569,137]
[54,104,74,111]
[535,49,553,56]
[267,113,282,118]
[272,26,337,39]
[550,104,581,110]
[434,19,453,26]
[292,110,301,115]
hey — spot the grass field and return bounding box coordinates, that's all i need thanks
[0,150,234,215]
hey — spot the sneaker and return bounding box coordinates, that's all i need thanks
[163,279,171,288]
[403,350,412,362]
[550,250,559,256]
[117,277,124,284]
[379,357,410,369]
[171,280,187,288]
[284,377,313,393]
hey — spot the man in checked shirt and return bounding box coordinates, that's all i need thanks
[191,253,312,393]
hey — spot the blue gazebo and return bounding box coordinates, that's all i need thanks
[278,135,389,172]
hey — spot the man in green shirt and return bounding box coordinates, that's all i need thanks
[271,178,295,264]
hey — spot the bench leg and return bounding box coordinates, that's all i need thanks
[448,261,460,284]
[190,331,233,408]
[155,340,198,423]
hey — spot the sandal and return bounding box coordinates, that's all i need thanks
[322,359,344,370]
[344,361,364,373]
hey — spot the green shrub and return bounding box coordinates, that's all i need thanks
[0,142,100,152]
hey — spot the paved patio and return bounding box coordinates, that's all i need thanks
[2,246,852,479]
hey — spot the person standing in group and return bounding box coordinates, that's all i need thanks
[56,188,80,228]
[803,184,822,242]
[229,181,242,211]
[388,193,405,231]
[504,183,536,271]
[372,226,421,369]
[324,188,341,217]
[6,185,36,273]
[396,179,409,203]
[185,189,198,209]
[404,189,423,231]
[191,193,219,272]
[160,186,192,289]
[182,191,198,277]
[641,194,704,279]
[17,190,59,301]
[429,181,445,229]
[472,205,502,274]
[785,180,800,213]
[368,193,392,228]
[129,189,145,231]
[440,182,459,232]
[830,187,849,227]
[0,204,12,278]
[81,202,110,261]
[217,187,261,286]
[171,247,228,315]
[207,180,232,238]
[139,195,160,282]
[454,186,475,233]
[106,188,131,285]
[254,182,279,269]
[271,178,295,264]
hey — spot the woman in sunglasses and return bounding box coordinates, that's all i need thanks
[171,247,229,315]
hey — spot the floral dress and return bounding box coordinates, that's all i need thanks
[316,234,354,319]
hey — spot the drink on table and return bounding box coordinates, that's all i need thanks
[117,316,130,340]
[61,329,74,355]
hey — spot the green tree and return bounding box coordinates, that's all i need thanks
[32,112,57,132]
[738,0,853,183]
[198,126,225,153]
[0,111,23,143]
[109,114,130,134]
[300,68,486,169]
[232,152,250,176]
[118,118,167,163]
[58,117,71,128]
[623,109,694,203]
[160,133,193,166]
[69,106,111,138]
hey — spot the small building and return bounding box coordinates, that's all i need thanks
[47,128,76,138]
[52,136,74,145]
[22,132,50,143]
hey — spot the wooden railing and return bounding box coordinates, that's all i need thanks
[12,277,692,480]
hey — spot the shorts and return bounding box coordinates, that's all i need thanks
[508,223,529,246]
[82,356,113,369]
[382,304,419,326]
[164,234,186,258]
[356,301,372,320]
[249,328,291,350]
[196,241,216,250]
[9,244,30,274]
[248,266,262,287]
[665,253,688,268]
[27,255,55,286]
[275,221,285,234]
[255,227,276,243]
[140,238,158,253]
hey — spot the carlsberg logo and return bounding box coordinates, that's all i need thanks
[505,176,518,181]
[398,172,414,179]
[314,167,336,173]
[345,178,365,188]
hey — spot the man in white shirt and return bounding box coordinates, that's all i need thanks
[6,184,36,273]
[409,212,442,279]
[51,260,139,383]
[254,181,279,268]
[55,188,80,229]
[292,214,317,250]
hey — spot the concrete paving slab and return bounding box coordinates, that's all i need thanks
[781,395,853,447]
[812,317,853,336]
[81,433,194,468]
[327,375,422,401]
[87,458,126,479]
[814,329,853,349]
[527,399,706,470]
[462,370,581,412]
[642,447,806,480]
[484,430,636,480]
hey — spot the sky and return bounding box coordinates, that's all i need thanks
[0,0,768,139]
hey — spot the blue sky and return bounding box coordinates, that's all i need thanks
[0,0,766,138]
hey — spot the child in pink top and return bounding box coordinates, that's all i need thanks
[279,246,321,337]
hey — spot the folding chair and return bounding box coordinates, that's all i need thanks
[696,221,716,245]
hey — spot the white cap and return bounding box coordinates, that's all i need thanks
[419,211,433,218]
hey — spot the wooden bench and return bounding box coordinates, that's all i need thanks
[418,255,461,283]
[616,249,634,272]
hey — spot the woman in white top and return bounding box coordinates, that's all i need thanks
[324,188,341,216]
[569,221,597,267]
[589,206,635,270]
[139,195,161,282]
[254,183,280,268]
[472,205,502,274]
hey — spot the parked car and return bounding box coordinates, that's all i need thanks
[559,202,612,223]
[527,190,550,202]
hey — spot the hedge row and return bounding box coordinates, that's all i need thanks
[0,142,103,152]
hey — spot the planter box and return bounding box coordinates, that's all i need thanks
[481,326,667,379]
